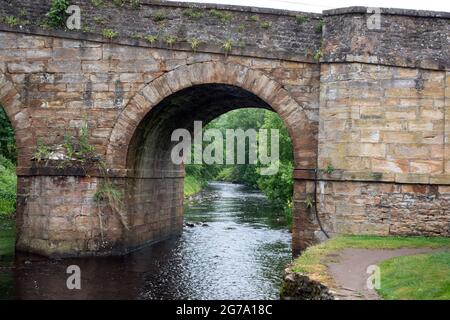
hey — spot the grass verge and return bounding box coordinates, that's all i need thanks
[291,235,450,286]
[377,251,450,300]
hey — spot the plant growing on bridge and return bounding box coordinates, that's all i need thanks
[144,35,158,45]
[93,16,108,25]
[222,39,233,54]
[210,9,232,23]
[33,120,99,173]
[305,195,314,209]
[46,0,70,28]
[82,26,93,33]
[131,32,143,40]
[295,15,309,24]
[189,38,202,51]
[183,8,203,20]
[153,11,166,23]
[91,0,105,8]
[112,0,125,7]
[33,138,51,163]
[94,180,129,242]
[315,19,325,33]
[94,180,129,231]
[314,47,322,62]
[260,21,271,29]
[0,10,28,29]
[3,16,21,27]
[102,28,118,40]
[314,40,324,62]
[165,35,177,47]
[63,122,96,164]
[325,163,334,174]
[130,0,140,9]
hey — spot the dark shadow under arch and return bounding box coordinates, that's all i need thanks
[122,83,297,249]
[127,84,273,178]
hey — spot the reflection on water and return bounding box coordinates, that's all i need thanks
[0,182,292,300]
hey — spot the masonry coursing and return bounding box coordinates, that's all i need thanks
[0,1,448,256]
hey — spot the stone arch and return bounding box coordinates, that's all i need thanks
[0,67,32,168]
[106,61,317,173]
[104,60,318,252]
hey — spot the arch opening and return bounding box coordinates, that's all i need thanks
[122,83,297,248]
[127,84,272,178]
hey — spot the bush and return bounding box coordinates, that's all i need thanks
[46,0,70,28]
[0,156,16,217]
[0,106,16,164]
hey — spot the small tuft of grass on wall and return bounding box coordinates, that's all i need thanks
[315,19,325,33]
[102,28,118,40]
[222,39,233,54]
[165,35,177,47]
[189,38,202,51]
[260,21,271,29]
[130,0,140,9]
[144,35,158,45]
[183,8,203,20]
[295,15,309,24]
[111,0,124,7]
[131,32,143,40]
[3,15,29,27]
[91,0,105,8]
[324,163,334,174]
[153,11,166,23]
[210,9,232,23]
[93,16,107,25]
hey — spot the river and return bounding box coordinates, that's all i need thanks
[0,182,292,300]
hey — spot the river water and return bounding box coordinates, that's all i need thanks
[0,182,292,300]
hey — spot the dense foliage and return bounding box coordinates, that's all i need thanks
[0,107,16,164]
[0,105,16,217]
[185,108,294,222]
[45,0,70,28]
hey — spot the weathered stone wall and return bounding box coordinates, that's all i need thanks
[0,29,320,256]
[319,63,447,182]
[322,7,450,70]
[316,181,449,236]
[315,8,450,239]
[0,0,322,62]
[0,2,449,256]
[315,61,450,237]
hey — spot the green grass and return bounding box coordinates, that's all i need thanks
[184,175,203,197]
[291,235,450,284]
[377,251,450,300]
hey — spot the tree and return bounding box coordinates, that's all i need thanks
[0,105,16,164]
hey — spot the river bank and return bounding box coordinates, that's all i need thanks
[282,235,450,300]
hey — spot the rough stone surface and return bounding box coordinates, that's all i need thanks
[322,7,450,70]
[316,181,450,237]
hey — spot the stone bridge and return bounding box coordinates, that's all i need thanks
[0,1,449,257]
